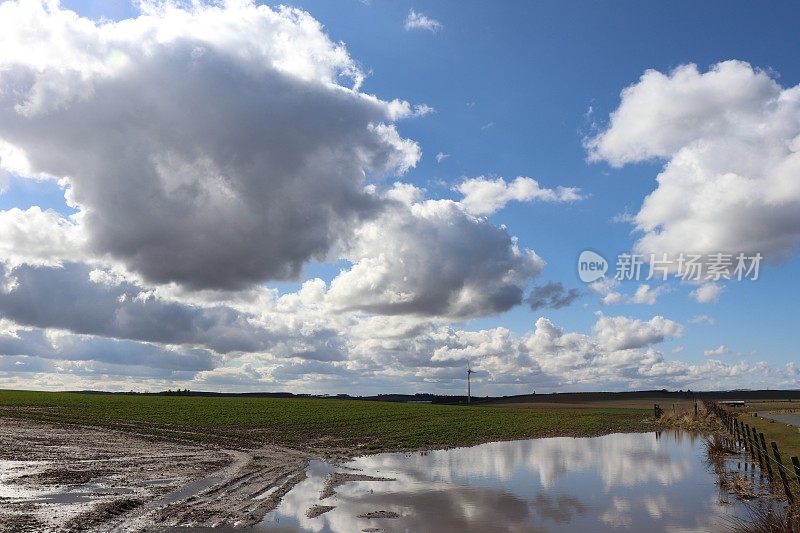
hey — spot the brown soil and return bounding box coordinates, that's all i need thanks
[0,417,312,531]
[319,472,395,500]
[305,504,335,518]
[357,510,400,519]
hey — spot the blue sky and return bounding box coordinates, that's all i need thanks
[288,0,800,368]
[0,0,798,393]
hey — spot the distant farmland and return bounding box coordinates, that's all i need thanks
[0,389,654,451]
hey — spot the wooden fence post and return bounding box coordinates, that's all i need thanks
[760,433,774,481]
[751,426,763,469]
[771,442,793,504]
[744,423,754,458]
[792,456,800,488]
[739,420,747,452]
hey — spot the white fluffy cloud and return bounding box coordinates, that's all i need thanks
[0,7,788,394]
[0,287,791,393]
[588,61,800,262]
[513,312,765,389]
[704,345,730,357]
[0,0,420,290]
[690,282,724,303]
[690,314,714,325]
[456,176,583,216]
[404,9,442,32]
[628,284,666,305]
[0,207,85,267]
[589,280,666,306]
[592,313,683,351]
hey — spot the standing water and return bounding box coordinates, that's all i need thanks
[260,431,757,532]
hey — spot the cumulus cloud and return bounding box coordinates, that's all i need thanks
[0,327,216,372]
[386,100,435,119]
[518,313,699,388]
[0,207,85,267]
[628,284,667,305]
[588,61,800,262]
[589,280,666,306]
[404,9,442,32]
[0,9,790,395]
[328,185,545,318]
[690,282,724,303]
[704,345,730,357]
[431,328,515,363]
[592,313,683,351]
[527,282,582,311]
[690,314,714,325]
[456,176,583,216]
[590,278,623,306]
[0,262,276,354]
[0,0,421,290]
[0,287,790,393]
[352,311,695,391]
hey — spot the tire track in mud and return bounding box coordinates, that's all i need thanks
[0,417,313,531]
[138,448,312,529]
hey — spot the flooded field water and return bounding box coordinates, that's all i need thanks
[259,431,757,533]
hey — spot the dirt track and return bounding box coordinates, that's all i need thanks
[0,418,312,531]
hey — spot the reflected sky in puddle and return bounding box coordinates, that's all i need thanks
[260,431,750,533]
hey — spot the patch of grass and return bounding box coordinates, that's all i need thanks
[726,501,799,533]
[732,407,800,505]
[747,401,799,413]
[0,389,654,451]
[740,412,800,465]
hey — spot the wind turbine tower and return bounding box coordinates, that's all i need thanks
[467,363,475,404]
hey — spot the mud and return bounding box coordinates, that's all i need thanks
[318,472,395,500]
[305,505,335,518]
[356,510,400,519]
[0,417,311,531]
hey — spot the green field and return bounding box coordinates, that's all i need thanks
[0,390,655,451]
[739,402,800,462]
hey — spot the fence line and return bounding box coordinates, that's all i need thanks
[704,400,798,504]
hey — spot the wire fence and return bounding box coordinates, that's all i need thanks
[705,400,800,504]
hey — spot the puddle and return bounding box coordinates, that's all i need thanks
[0,460,135,504]
[0,460,47,499]
[26,483,134,504]
[158,475,223,505]
[259,431,762,532]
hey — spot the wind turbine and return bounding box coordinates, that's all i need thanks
[467,361,475,404]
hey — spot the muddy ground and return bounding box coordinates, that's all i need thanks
[0,418,313,532]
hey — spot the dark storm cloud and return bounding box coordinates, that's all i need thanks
[0,263,270,353]
[0,328,216,371]
[527,282,582,311]
[329,199,545,318]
